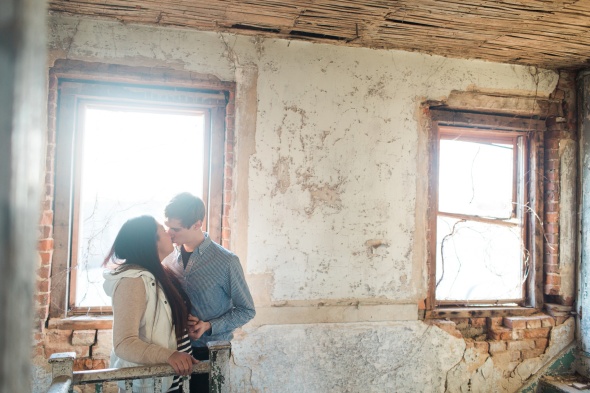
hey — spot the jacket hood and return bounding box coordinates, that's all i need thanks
[102,267,155,297]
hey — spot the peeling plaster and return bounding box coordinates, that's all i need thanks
[45,15,564,393]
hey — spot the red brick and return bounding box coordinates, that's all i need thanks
[72,330,96,346]
[545,285,561,295]
[555,316,570,325]
[38,239,54,251]
[426,320,463,339]
[41,225,53,239]
[489,326,513,340]
[544,223,558,234]
[474,341,489,352]
[470,318,486,328]
[507,340,535,351]
[540,316,555,327]
[545,274,561,286]
[545,254,559,265]
[37,264,50,278]
[503,317,527,330]
[545,263,560,274]
[546,140,560,149]
[488,340,507,354]
[36,293,49,306]
[522,348,546,359]
[37,279,49,293]
[545,212,559,223]
[545,182,557,191]
[487,317,503,328]
[512,329,525,340]
[544,160,559,170]
[510,350,521,362]
[544,243,558,255]
[526,319,541,329]
[546,171,558,182]
[451,318,470,329]
[224,191,232,204]
[523,327,551,338]
[544,233,558,244]
[73,358,107,371]
[535,338,549,349]
[545,201,559,212]
[91,330,113,358]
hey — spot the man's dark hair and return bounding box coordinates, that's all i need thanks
[165,192,206,228]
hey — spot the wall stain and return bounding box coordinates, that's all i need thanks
[271,156,291,197]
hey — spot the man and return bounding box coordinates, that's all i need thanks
[163,192,255,392]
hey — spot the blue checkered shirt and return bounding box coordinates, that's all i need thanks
[164,233,255,347]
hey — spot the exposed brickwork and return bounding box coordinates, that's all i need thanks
[34,60,237,372]
[430,315,572,373]
[543,70,577,306]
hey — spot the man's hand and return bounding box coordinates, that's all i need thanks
[187,314,211,340]
[167,351,199,376]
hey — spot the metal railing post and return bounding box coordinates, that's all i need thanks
[48,352,76,393]
[207,341,231,393]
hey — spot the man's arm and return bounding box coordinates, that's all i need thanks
[207,256,255,336]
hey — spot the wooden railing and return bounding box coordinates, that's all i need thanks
[47,341,231,393]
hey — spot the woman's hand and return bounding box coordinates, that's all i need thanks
[167,351,199,376]
[187,314,212,340]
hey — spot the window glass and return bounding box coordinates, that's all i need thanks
[438,139,514,219]
[435,216,524,302]
[435,131,527,305]
[75,107,204,308]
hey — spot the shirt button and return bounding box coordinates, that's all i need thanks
[152,283,155,286]
[164,301,168,304]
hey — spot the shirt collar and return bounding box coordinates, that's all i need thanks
[196,232,211,255]
[173,232,211,262]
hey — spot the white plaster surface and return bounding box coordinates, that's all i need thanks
[233,322,466,393]
[43,15,566,393]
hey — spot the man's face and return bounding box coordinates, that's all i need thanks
[164,218,196,246]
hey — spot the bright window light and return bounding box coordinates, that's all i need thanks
[75,107,205,308]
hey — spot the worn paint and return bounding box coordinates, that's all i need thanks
[40,14,567,393]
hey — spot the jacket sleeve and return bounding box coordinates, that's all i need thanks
[112,277,176,364]
[208,256,256,335]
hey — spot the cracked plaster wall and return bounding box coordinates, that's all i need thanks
[43,15,566,392]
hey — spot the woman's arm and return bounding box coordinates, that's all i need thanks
[112,277,175,364]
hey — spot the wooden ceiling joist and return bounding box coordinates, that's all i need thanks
[49,0,590,70]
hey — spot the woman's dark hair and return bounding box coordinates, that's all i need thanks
[103,215,190,337]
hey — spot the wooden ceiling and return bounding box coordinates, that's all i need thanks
[48,0,590,70]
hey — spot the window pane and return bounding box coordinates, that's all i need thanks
[435,216,524,302]
[439,139,514,218]
[75,108,205,308]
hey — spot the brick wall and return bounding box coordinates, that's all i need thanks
[34,60,237,375]
[544,71,577,306]
[427,315,572,376]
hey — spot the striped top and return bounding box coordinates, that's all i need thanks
[167,332,192,392]
[164,233,256,347]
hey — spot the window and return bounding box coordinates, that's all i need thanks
[49,65,234,317]
[427,109,545,315]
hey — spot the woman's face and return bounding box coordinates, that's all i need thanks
[156,223,174,261]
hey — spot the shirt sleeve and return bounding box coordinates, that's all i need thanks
[208,256,256,335]
[112,277,176,364]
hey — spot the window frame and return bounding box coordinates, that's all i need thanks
[426,108,545,318]
[48,63,235,318]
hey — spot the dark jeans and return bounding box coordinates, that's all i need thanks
[190,347,209,393]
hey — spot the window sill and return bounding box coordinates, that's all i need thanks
[48,316,113,330]
[425,306,539,319]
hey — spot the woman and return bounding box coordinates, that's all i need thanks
[103,215,198,392]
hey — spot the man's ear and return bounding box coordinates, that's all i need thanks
[193,220,203,230]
